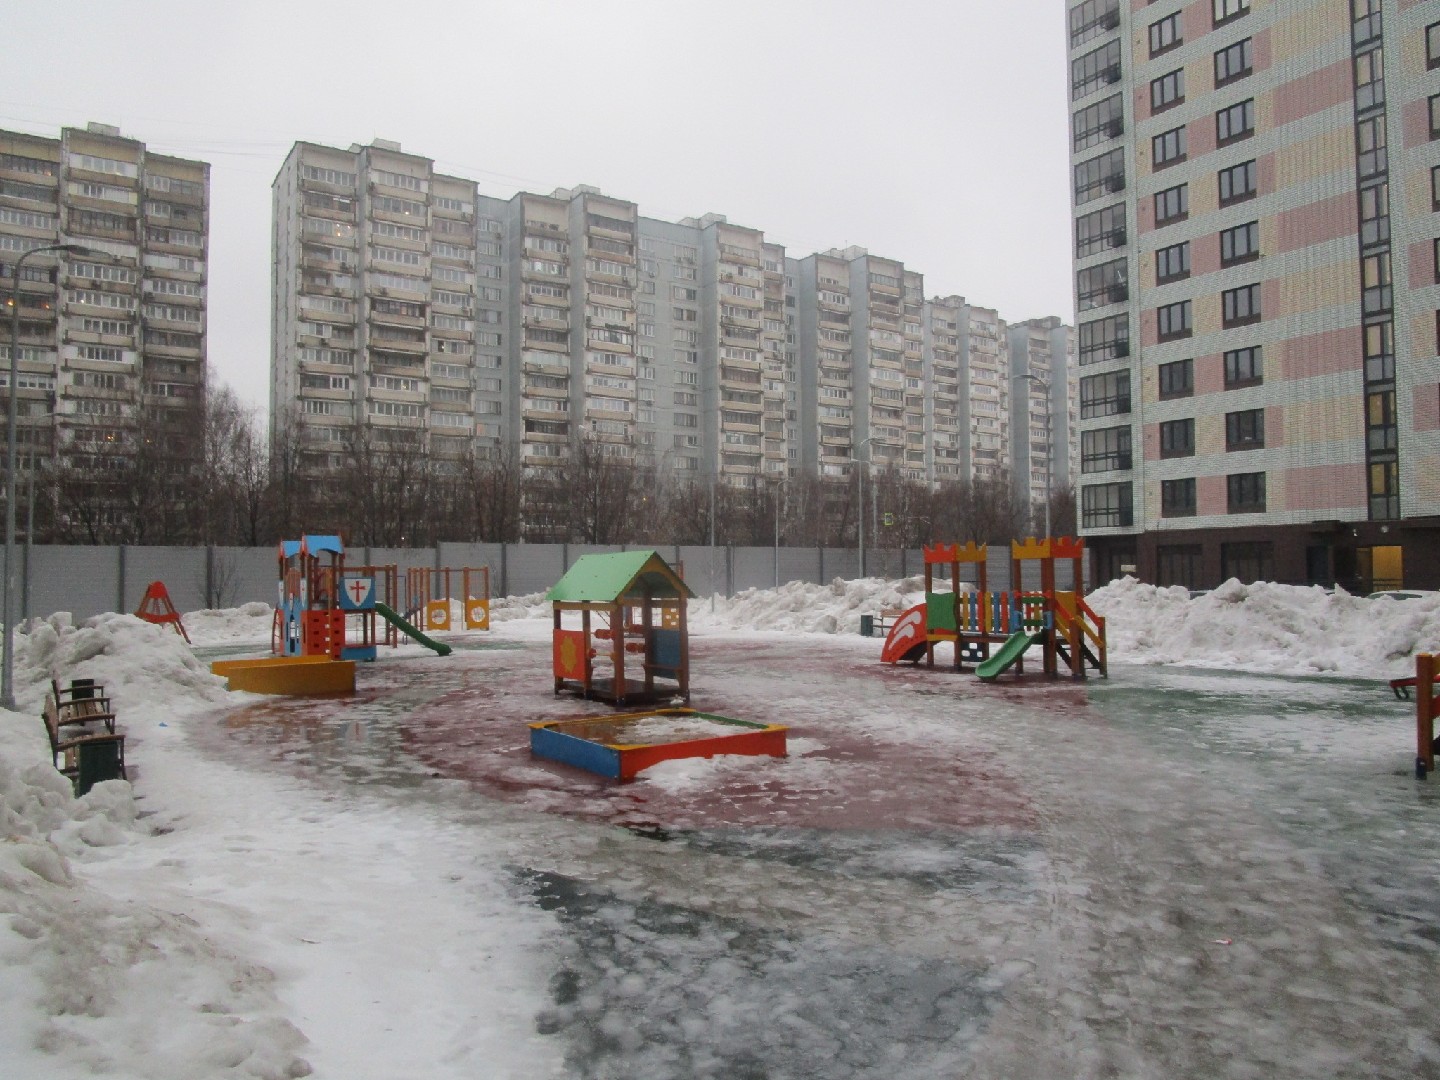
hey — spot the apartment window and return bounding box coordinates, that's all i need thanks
[1226,472,1266,513]
[1070,0,1121,47]
[1428,22,1440,69]
[1430,94,1440,139]
[1077,258,1128,310]
[1157,544,1203,587]
[1081,426,1132,473]
[1078,314,1129,364]
[1161,479,1197,519]
[1079,370,1131,418]
[1221,541,1272,583]
[1364,322,1394,382]
[1214,39,1253,87]
[1152,125,1187,169]
[1082,482,1133,528]
[1156,241,1190,284]
[1075,148,1126,204]
[1435,238,1440,284]
[1155,183,1188,226]
[1149,12,1182,56]
[1367,390,1397,452]
[1216,99,1255,145]
[1359,183,1390,246]
[1157,299,1192,340]
[1159,358,1193,399]
[1214,0,1250,27]
[1371,460,1400,521]
[1072,40,1123,101]
[1354,48,1385,113]
[1222,283,1261,327]
[1220,221,1260,266]
[1075,203,1126,258]
[1073,94,1125,152]
[1151,70,1185,115]
[1226,409,1265,450]
[1218,160,1257,206]
[1160,418,1195,458]
[1224,346,1263,387]
[1357,116,1387,178]
[1361,252,1392,315]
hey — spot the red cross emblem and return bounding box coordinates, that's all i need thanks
[346,578,371,605]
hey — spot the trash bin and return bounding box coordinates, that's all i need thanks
[70,678,96,700]
[76,740,122,796]
[860,615,874,638]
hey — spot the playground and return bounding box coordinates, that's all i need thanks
[7,574,1440,1078]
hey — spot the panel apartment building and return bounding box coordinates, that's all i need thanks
[1067,0,1440,591]
[272,139,1075,508]
[1,122,208,507]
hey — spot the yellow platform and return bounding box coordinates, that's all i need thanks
[210,655,356,696]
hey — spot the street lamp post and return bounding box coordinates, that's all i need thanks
[1013,372,1052,541]
[854,435,875,579]
[770,474,790,589]
[4,242,90,711]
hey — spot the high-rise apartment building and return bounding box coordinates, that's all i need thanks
[272,138,1075,532]
[1009,316,1078,512]
[1067,0,1440,590]
[0,123,208,533]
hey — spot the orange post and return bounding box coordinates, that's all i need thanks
[1418,653,1438,777]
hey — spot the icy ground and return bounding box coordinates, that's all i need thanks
[3,577,1440,1078]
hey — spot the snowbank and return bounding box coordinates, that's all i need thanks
[1087,576,1440,678]
[691,576,925,635]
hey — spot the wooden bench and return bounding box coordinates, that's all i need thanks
[42,692,126,792]
[872,608,909,636]
[51,678,116,731]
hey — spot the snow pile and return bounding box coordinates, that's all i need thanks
[1087,577,1440,678]
[482,591,549,623]
[692,576,925,635]
[182,602,274,647]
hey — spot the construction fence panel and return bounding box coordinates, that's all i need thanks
[28,546,120,623]
[677,545,723,599]
[122,547,208,616]
[506,545,566,597]
[730,547,778,593]
[213,547,279,608]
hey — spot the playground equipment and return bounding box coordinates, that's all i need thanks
[547,549,691,706]
[211,655,357,695]
[404,566,491,635]
[134,580,190,643]
[1402,654,1440,779]
[880,537,1107,681]
[273,535,451,660]
[529,707,787,781]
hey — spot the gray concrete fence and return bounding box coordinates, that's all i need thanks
[19,542,1078,622]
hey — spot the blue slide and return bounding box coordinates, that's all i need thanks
[974,630,1046,681]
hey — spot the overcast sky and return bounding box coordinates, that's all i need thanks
[2,0,1074,414]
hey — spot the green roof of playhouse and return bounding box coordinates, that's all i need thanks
[545,550,694,604]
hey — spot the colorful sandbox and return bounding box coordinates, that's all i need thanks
[210,655,356,696]
[529,708,787,781]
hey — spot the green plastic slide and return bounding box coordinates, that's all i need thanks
[974,630,1046,681]
[374,601,453,656]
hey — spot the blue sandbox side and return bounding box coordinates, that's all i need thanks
[530,725,622,779]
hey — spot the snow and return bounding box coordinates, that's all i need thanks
[3,576,1440,1077]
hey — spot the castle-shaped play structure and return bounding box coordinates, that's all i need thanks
[879,537,1107,681]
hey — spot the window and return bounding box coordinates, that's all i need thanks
[1431,94,1440,139]
[1159,358,1193,399]
[1077,258,1128,310]
[1218,160,1258,206]
[1079,370,1131,418]
[1070,1,1120,47]
[1160,418,1195,458]
[1364,321,1394,382]
[1356,116,1387,177]
[1075,203,1126,258]
[1214,39,1253,86]
[1226,472,1266,513]
[1149,12,1182,56]
[1075,148,1126,204]
[1435,238,1440,284]
[1161,479,1197,519]
[1081,426,1132,473]
[1224,346,1263,387]
[1367,390,1397,452]
[1082,482,1133,528]
[1156,242,1190,284]
[1155,183,1188,226]
[1214,0,1250,27]
[1354,48,1384,113]
[1361,252,1392,315]
[1226,409,1265,450]
[1216,99,1255,144]
[1152,125,1187,169]
[1359,183,1390,246]
[1151,70,1185,114]
[1221,540,1272,583]
[1429,21,1440,69]
[1078,314,1129,364]
[1072,40,1123,101]
[1222,283,1261,326]
[1073,94,1125,151]
[1220,221,1260,265]
[1158,300,1192,340]
[1157,544,1203,587]
[1371,459,1400,521]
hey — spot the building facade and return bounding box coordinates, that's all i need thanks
[272,139,1076,523]
[1,122,209,532]
[1067,0,1440,590]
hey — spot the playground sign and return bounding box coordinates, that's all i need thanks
[339,575,376,611]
